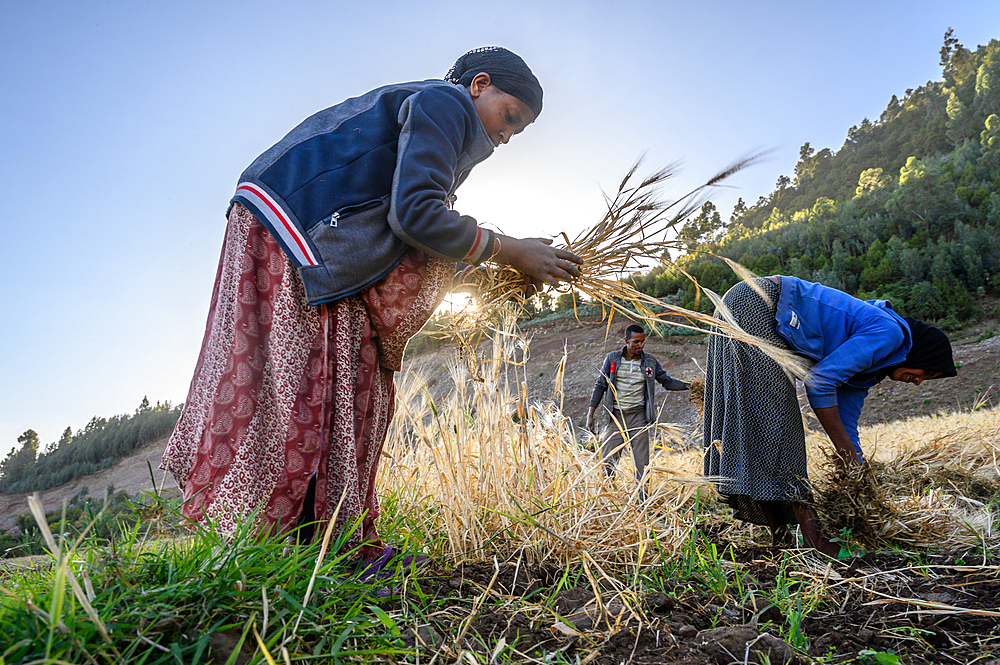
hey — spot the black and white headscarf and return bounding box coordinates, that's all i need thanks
[445,46,543,117]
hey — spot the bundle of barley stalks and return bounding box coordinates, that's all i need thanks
[811,407,1000,550]
[548,160,741,330]
[443,158,813,382]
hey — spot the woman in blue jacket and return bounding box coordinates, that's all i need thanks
[703,276,956,556]
[162,47,583,563]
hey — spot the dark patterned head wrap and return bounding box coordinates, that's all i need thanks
[878,317,957,380]
[445,46,543,117]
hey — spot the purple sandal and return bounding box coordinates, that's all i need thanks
[357,546,430,583]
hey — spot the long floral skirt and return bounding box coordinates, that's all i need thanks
[162,203,451,555]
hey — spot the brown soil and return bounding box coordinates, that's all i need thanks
[402,539,1000,664]
[405,311,1000,443]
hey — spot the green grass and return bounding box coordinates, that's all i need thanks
[2,481,995,664]
[0,495,730,664]
[0,494,429,664]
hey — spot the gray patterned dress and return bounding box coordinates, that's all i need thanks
[702,278,811,527]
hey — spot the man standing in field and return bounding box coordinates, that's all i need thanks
[587,324,689,496]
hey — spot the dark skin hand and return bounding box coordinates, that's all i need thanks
[796,368,942,556]
[492,234,583,295]
[813,406,862,470]
[814,367,940,470]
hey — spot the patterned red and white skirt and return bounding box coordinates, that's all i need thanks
[162,203,452,556]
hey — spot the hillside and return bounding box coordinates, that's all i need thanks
[0,435,178,536]
[6,310,994,537]
[645,33,1000,329]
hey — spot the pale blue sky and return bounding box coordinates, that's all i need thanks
[2,1,997,458]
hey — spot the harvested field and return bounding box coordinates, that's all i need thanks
[371,326,1000,665]
[1,315,997,664]
[396,546,1000,664]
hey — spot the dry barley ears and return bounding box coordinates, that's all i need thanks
[443,155,814,380]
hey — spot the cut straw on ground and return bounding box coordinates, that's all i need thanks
[812,407,1000,550]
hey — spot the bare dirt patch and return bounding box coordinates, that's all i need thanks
[399,538,1000,664]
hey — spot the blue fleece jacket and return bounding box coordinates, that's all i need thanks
[231,80,496,306]
[774,276,912,453]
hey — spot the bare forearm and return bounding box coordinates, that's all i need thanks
[813,406,861,467]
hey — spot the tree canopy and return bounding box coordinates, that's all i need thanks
[0,398,181,494]
[636,31,1000,329]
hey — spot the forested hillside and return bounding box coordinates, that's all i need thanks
[636,30,1000,330]
[0,398,180,494]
